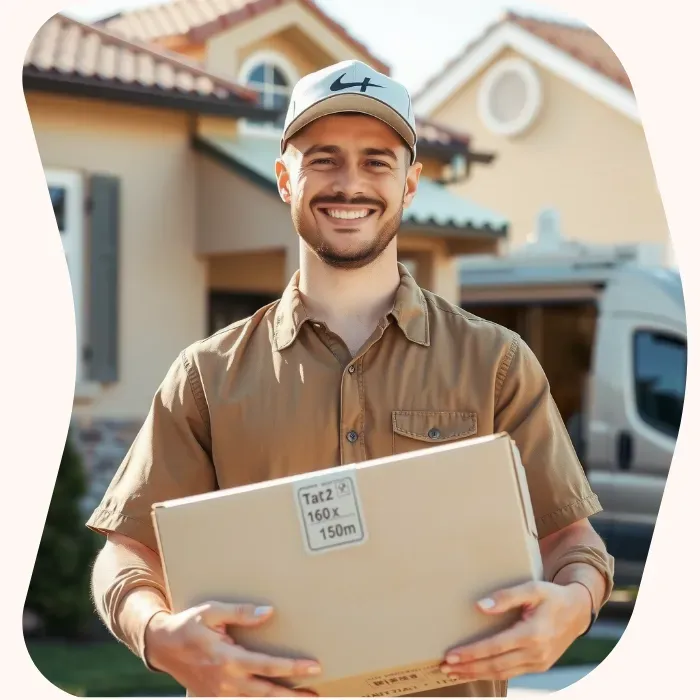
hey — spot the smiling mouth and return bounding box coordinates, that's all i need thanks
[318,207,378,222]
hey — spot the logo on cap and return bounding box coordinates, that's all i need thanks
[329,73,384,93]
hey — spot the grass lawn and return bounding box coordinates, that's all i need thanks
[26,636,618,697]
[26,639,185,697]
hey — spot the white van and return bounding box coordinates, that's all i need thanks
[458,211,686,586]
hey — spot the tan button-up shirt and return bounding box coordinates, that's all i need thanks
[87,264,602,698]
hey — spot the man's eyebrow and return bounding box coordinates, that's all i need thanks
[302,144,341,157]
[301,145,399,161]
[363,147,398,161]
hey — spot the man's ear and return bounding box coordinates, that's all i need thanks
[403,161,423,208]
[275,157,292,204]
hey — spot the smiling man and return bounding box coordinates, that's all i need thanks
[87,60,614,698]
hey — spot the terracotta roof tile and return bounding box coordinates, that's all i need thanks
[414,10,631,104]
[505,12,631,90]
[23,12,270,114]
[99,0,390,74]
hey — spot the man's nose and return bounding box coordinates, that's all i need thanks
[331,161,366,198]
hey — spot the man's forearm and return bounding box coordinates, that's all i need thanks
[540,519,614,616]
[92,534,171,665]
[552,562,606,615]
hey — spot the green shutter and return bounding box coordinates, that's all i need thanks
[87,174,120,383]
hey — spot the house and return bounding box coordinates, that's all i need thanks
[23,3,508,510]
[413,11,673,265]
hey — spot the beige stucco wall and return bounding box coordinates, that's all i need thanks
[25,93,207,419]
[430,48,669,255]
[195,153,297,255]
[236,31,329,81]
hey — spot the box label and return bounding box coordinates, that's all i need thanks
[306,660,463,697]
[363,662,460,696]
[293,470,367,554]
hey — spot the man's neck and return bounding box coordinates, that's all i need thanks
[298,243,401,355]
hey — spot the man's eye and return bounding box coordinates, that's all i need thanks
[367,160,390,168]
[310,158,334,165]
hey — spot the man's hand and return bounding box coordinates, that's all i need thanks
[441,581,592,682]
[145,601,322,697]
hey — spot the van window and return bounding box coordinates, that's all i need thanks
[634,331,687,437]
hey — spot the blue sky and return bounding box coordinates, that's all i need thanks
[63,0,584,92]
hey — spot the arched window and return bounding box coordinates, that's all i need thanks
[239,51,298,129]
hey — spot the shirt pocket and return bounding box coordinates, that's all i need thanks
[391,410,478,455]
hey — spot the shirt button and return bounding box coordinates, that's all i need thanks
[346,430,359,443]
[348,365,356,374]
[428,428,441,440]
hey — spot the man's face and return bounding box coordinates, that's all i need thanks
[276,114,422,269]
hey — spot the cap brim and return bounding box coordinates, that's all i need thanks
[282,93,417,163]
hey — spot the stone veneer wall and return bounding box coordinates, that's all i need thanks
[71,417,143,517]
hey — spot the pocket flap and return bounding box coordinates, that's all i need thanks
[392,411,477,443]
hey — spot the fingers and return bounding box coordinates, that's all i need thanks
[441,649,532,681]
[197,601,275,628]
[228,646,321,679]
[445,621,529,665]
[476,581,548,615]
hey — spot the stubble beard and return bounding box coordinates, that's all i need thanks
[292,205,404,270]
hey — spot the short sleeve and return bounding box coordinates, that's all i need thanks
[86,350,217,552]
[494,335,602,539]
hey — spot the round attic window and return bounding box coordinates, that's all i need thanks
[477,58,542,137]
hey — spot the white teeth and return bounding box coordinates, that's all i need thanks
[325,209,371,220]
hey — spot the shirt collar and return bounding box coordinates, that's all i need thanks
[273,262,430,351]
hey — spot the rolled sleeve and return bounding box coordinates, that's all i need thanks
[494,335,602,539]
[86,350,217,552]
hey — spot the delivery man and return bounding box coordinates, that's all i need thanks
[87,60,614,698]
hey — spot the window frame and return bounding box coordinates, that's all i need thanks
[632,328,687,439]
[45,168,87,383]
[237,50,299,137]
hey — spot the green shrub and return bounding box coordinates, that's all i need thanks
[25,430,98,639]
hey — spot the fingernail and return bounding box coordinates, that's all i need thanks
[446,654,460,665]
[254,605,273,616]
[478,597,496,610]
[302,663,322,675]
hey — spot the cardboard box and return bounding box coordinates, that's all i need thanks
[152,432,543,697]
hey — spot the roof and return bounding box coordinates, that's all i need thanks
[504,12,630,90]
[194,134,509,236]
[413,10,637,122]
[98,0,390,74]
[24,15,493,166]
[415,117,495,168]
[23,13,274,120]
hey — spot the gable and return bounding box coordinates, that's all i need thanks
[204,0,388,80]
[208,20,343,90]
[413,20,638,124]
[100,0,389,73]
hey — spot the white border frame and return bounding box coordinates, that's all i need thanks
[238,49,299,138]
[477,56,543,137]
[413,22,639,123]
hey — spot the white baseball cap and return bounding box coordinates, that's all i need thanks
[281,60,417,164]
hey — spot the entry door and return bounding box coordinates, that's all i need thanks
[208,291,278,335]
